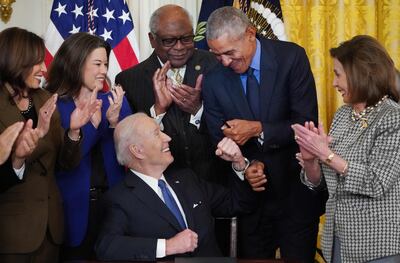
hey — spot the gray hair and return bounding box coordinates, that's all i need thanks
[114,113,148,166]
[206,6,251,40]
[149,4,193,34]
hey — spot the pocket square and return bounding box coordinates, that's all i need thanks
[193,201,202,208]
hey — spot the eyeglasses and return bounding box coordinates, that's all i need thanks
[154,34,195,47]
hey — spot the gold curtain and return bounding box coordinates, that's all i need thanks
[281,0,400,128]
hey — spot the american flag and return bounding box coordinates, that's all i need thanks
[44,0,139,87]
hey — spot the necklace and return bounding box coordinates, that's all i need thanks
[351,95,388,128]
[20,97,33,115]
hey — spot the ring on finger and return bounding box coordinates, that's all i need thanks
[182,98,186,102]
[294,135,299,140]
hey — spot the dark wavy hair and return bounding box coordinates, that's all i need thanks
[46,32,111,98]
[0,27,45,98]
[330,35,399,106]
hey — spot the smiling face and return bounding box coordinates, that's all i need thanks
[333,58,351,103]
[138,117,174,170]
[81,47,108,90]
[208,27,256,74]
[25,61,46,89]
[149,7,194,68]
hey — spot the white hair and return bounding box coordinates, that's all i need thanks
[114,113,148,166]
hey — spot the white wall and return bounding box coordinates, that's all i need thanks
[0,0,202,61]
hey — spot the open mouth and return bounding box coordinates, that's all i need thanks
[162,147,170,153]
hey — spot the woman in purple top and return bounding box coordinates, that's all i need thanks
[46,32,132,260]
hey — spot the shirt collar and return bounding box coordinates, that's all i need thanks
[130,168,167,193]
[250,38,261,72]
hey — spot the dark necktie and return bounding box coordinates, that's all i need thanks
[246,67,260,119]
[158,179,186,229]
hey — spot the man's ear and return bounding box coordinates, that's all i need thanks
[246,26,257,40]
[130,144,145,160]
[149,32,156,49]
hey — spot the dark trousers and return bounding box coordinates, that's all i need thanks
[238,196,319,263]
[0,229,59,263]
[60,193,105,261]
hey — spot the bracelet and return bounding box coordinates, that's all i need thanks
[68,130,81,141]
[340,162,349,176]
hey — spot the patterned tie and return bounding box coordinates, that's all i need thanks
[172,68,183,85]
[246,67,260,119]
[158,179,186,229]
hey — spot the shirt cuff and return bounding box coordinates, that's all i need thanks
[258,131,264,145]
[231,157,250,181]
[13,163,25,180]
[156,239,166,258]
[189,103,203,129]
[150,105,166,131]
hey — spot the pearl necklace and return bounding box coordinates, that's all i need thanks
[20,97,33,115]
[351,95,388,128]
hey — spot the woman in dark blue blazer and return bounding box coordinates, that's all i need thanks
[46,32,132,260]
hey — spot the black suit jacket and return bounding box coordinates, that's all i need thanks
[202,38,326,223]
[115,50,221,182]
[95,168,255,261]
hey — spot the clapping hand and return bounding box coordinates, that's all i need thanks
[169,74,203,115]
[106,84,125,128]
[0,122,24,165]
[70,86,102,136]
[12,119,41,168]
[292,121,331,160]
[153,61,173,115]
[37,94,58,138]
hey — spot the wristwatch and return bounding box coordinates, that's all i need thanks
[232,157,250,175]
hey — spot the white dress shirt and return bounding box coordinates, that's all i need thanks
[130,169,187,258]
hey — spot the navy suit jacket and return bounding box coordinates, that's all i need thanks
[202,38,325,223]
[95,168,255,261]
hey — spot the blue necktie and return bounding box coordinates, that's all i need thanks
[158,179,186,229]
[246,67,260,119]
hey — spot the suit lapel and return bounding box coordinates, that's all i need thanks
[259,39,278,121]
[125,170,184,232]
[225,70,254,120]
[0,86,25,128]
[183,51,203,88]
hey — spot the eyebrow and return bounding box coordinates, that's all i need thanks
[92,59,107,63]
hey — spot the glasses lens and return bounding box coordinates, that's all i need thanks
[162,38,177,47]
[181,35,194,44]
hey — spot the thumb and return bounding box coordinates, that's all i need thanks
[215,148,222,156]
[318,121,326,136]
[194,74,203,91]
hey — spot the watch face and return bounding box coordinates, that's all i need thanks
[326,153,335,163]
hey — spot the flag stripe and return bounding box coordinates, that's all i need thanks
[113,37,138,70]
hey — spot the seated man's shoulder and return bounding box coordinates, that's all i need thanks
[165,167,200,184]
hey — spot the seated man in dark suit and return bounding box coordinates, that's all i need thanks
[95,113,256,261]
